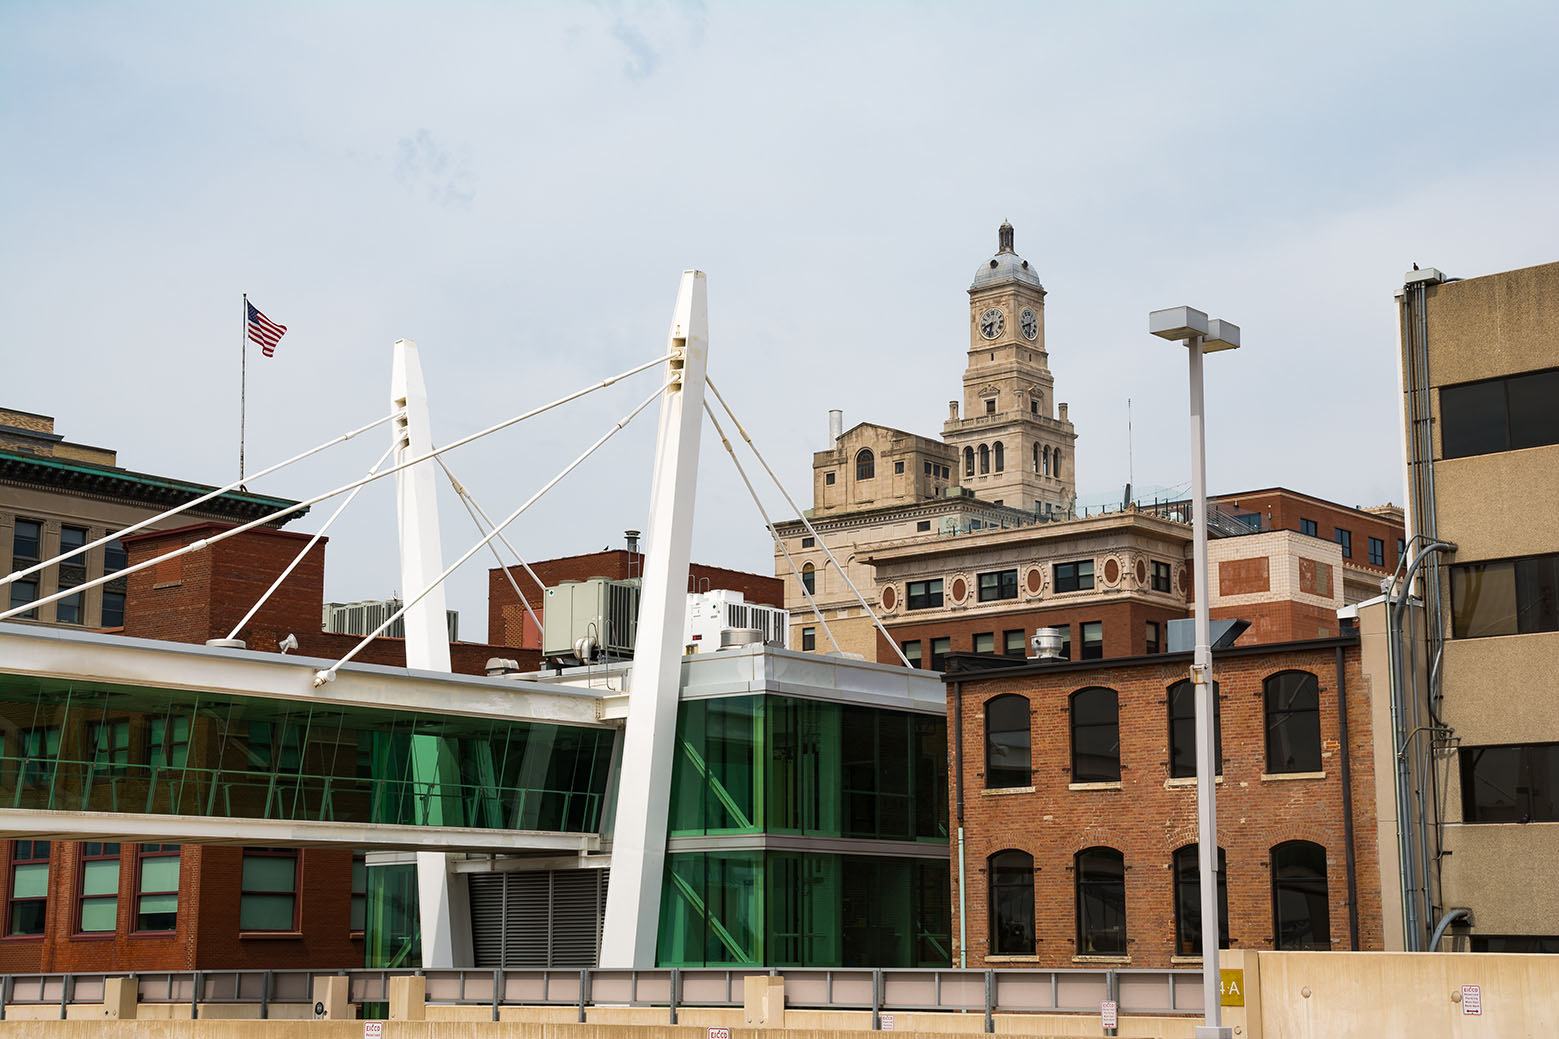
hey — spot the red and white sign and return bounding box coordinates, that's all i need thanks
[1462,985,1482,1015]
[1101,1000,1119,1028]
[364,1024,384,1038]
[880,1013,896,1030]
[708,1028,732,1039]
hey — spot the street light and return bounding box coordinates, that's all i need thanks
[1150,306,1239,1039]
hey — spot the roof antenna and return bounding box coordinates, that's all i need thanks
[1127,396,1134,489]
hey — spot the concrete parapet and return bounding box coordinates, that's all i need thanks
[744,974,786,1028]
[311,975,351,1020]
[390,976,427,1021]
[100,978,138,1020]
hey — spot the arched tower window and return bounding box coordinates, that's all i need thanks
[1053,450,1063,481]
[856,449,875,481]
[1032,443,1040,474]
[964,446,975,477]
[1042,446,1051,476]
[800,562,816,595]
[979,444,990,474]
[993,442,1005,473]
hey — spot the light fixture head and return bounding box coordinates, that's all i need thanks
[1204,318,1241,353]
[1148,306,1210,341]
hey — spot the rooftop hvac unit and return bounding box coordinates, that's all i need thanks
[542,578,640,660]
[323,600,459,642]
[685,590,789,652]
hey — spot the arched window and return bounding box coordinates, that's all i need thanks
[989,850,1034,955]
[1043,446,1051,476]
[1264,671,1322,773]
[1075,846,1126,955]
[1271,841,1330,950]
[993,442,1005,472]
[1168,679,1222,779]
[1070,687,1120,783]
[800,562,816,595]
[985,694,1031,788]
[979,444,990,474]
[1173,845,1229,956]
[964,446,975,477]
[1032,443,1040,474]
[1052,450,1063,480]
[856,449,875,480]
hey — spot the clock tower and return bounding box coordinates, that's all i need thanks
[943,221,1078,513]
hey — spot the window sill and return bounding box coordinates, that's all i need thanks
[982,785,1035,796]
[1068,781,1123,791]
[1072,955,1131,964]
[1164,776,1224,788]
[986,955,1042,962]
[1260,771,1326,782]
[239,931,304,940]
[67,933,116,942]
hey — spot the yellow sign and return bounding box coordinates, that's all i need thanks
[1220,969,1245,1007]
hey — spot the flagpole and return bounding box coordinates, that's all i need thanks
[240,292,248,489]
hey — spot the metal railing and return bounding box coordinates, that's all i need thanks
[0,965,1203,1029]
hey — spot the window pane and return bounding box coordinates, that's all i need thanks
[1515,556,1559,635]
[242,855,296,892]
[1169,681,1222,778]
[1071,688,1120,783]
[989,851,1034,955]
[1507,370,1559,450]
[1441,379,1509,458]
[12,862,48,899]
[985,696,1030,788]
[1266,672,1322,774]
[1452,562,1519,638]
[139,856,180,892]
[239,893,295,931]
[80,898,117,932]
[82,859,119,897]
[974,633,994,654]
[9,900,46,936]
[1081,622,1103,660]
[137,892,179,931]
[1173,846,1229,956]
[1076,848,1126,955]
[1272,842,1330,950]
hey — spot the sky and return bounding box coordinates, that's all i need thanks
[4,1,1557,641]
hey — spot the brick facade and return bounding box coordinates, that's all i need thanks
[883,601,1186,663]
[946,638,1382,969]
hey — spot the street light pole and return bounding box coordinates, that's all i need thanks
[1150,307,1239,1039]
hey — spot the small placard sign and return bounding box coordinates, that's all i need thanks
[708,1028,732,1039]
[364,1024,385,1038]
[880,1013,896,1030]
[1462,985,1482,1015]
[1101,1000,1119,1028]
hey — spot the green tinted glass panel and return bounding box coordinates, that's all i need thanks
[82,858,119,896]
[239,893,295,930]
[12,862,48,898]
[363,863,420,968]
[80,897,117,932]
[140,855,179,892]
[352,858,366,893]
[242,855,295,892]
[138,892,178,915]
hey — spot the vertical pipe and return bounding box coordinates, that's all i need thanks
[1336,645,1361,950]
[953,679,968,968]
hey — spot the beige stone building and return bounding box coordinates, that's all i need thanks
[1,407,302,629]
[1386,260,1559,953]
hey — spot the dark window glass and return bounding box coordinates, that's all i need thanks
[88,720,130,777]
[1442,378,1512,457]
[1173,845,1229,956]
[1265,671,1322,774]
[973,632,995,655]
[1075,847,1126,955]
[1070,687,1120,783]
[1334,528,1352,558]
[1471,935,1559,953]
[12,520,41,560]
[824,472,835,485]
[901,641,922,668]
[989,850,1034,955]
[8,578,38,619]
[104,539,127,573]
[924,461,932,476]
[8,840,50,937]
[101,589,125,627]
[985,695,1031,788]
[1368,537,1385,566]
[1003,629,1027,655]
[1151,561,1172,593]
[800,564,815,595]
[134,845,180,932]
[977,570,1018,602]
[1055,560,1094,593]
[59,525,87,565]
[801,627,816,652]
[1271,841,1330,950]
[916,520,931,532]
[1299,518,1318,538]
[994,442,1004,472]
[1398,538,1406,560]
[20,726,59,790]
[240,848,298,931]
[964,447,975,477]
[56,591,82,625]
[906,579,943,610]
[985,399,996,415]
[1452,555,1559,638]
[894,460,905,474]
[929,637,950,671]
[1168,680,1222,778]
[1080,621,1103,660]
[1507,369,1559,450]
[979,444,990,474]
[1145,621,1161,655]
[856,450,875,480]
[1055,624,1071,660]
[1461,743,1559,822]
[800,536,814,548]
[351,852,367,932]
[1052,451,1062,480]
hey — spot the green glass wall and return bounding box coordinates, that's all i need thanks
[0,673,614,832]
[363,862,420,968]
[658,850,951,967]
[669,695,947,843]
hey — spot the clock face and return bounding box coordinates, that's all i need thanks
[979,307,1004,339]
[1021,308,1038,341]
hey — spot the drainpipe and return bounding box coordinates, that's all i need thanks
[1336,644,1360,950]
[1429,907,1472,952]
[953,679,967,968]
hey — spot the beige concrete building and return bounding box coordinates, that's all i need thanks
[0,406,302,629]
[1391,259,1559,952]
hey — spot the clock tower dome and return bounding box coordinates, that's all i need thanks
[943,221,1078,513]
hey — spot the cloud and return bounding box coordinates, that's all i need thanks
[610,22,660,80]
[394,129,476,209]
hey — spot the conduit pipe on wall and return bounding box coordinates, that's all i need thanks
[1429,907,1472,952]
[1336,644,1361,950]
[953,679,967,968]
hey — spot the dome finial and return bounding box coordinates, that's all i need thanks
[998,219,1015,254]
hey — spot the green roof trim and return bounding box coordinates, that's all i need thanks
[0,449,307,521]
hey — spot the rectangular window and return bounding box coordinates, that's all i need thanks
[56,592,83,625]
[88,720,131,777]
[8,840,49,937]
[12,519,41,561]
[1335,528,1352,558]
[923,461,932,475]
[894,460,905,474]
[1461,744,1559,822]
[916,520,931,532]
[1471,935,1559,953]
[800,536,814,549]
[1368,537,1385,566]
[1397,538,1406,560]
[104,539,127,573]
[8,578,39,620]
[1299,518,1318,538]
[1054,624,1071,660]
[977,569,1018,602]
[973,632,995,655]
[1080,621,1104,660]
[1441,368,1559,459]
[906,579,943,610]
[1451,554,1559,638]
[77,842,121,934]
[824,472,835,485]
[929,637,950,671]
[1004,629,1027,655]
[134,845,180,932]
[1145,621,1160,654]
[1053,560,1094,593]
[1151,561,1172,593]
[57,526,88,625]
[801,627,816,652]
[901,640,922,668]
[20,726,59,790]
[59,525,87,559]
[985,399,996,415]
[240,848,298,932]
[148,716,190,771]
[101,589,125,627]
[350,852,367,933]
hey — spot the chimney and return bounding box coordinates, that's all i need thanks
[949,400,960,421]
[624,529,641,554]
[1058,402,1069,422]
[828,409,843,443]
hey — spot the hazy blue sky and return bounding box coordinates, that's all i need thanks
[4,2,1557,637]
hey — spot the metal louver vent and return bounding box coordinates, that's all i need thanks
[468,868,608,968]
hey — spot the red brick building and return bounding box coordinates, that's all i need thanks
[943,634,1384,969]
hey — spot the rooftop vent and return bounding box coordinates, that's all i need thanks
[1030,627,1065,660]
[719,627,765,650]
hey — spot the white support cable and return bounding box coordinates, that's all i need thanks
[0,410,401,590]
[435,456,544,640]
[703,401,841,654]
[706,377,912,668]
[313,380,671,686]
[0,354,675,624]
[224,441,399,642]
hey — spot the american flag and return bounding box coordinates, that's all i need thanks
[246,300,288,357]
